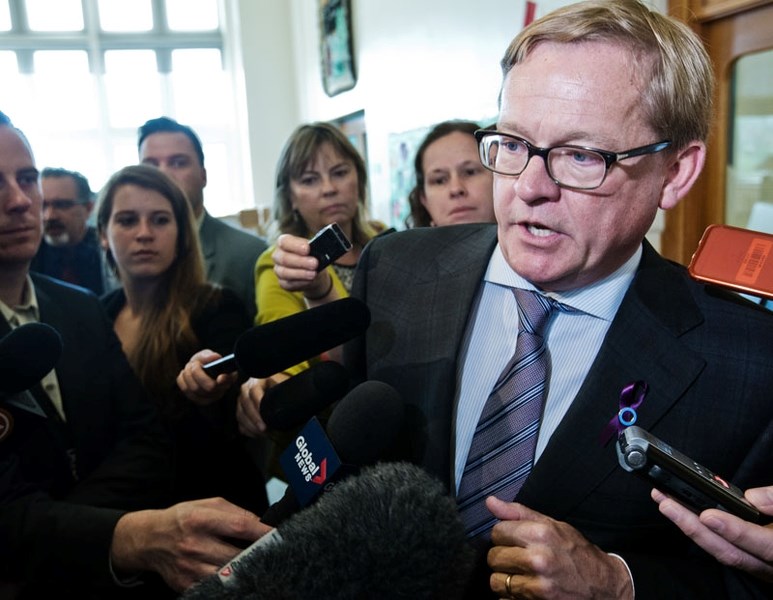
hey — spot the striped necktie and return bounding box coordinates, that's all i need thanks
[457,288,560,540]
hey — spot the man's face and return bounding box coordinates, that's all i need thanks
[138,131,207,218]
[0,126,42,267]
[494,40,672,292]
[42,176,92,246]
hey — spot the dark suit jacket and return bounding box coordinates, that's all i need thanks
[199,211,267,322]
[0,274,173,596]
[346,223,773,599]
[30,227,112,295]
[101,286,268,516]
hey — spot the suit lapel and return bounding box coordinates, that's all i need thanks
[519,243,707,517]
[199,212,217,278]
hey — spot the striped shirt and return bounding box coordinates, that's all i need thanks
[453,244,640,492]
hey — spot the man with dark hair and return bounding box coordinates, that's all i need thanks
[30,167,113,294]
[0,110,269,598]
[138,116,267,320]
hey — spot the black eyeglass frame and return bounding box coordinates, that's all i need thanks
[474,129,672,191]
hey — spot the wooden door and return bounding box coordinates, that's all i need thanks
[662,1,773,265]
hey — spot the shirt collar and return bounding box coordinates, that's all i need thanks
[485,243,642,321]
[0,275,41,326]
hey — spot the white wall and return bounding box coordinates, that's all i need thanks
[237,0,564,226]
[236,0,667,240]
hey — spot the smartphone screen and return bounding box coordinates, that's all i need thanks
[688,224,773,300]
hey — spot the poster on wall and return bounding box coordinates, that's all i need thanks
[388,126,431,230]
[319,0,357,97]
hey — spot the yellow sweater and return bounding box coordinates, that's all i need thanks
[254,245,349,377]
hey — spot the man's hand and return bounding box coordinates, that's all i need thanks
[110,497,272,592]
[486,497,634,599]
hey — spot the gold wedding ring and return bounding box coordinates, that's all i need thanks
[505,573,514,597]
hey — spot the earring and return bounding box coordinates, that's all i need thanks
[292,208,301,223]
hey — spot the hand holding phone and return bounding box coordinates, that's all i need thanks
[617,425,762,523]
[308,223,352,272]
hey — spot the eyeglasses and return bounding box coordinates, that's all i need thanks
[43,199,84,211]
[474,129,671,191]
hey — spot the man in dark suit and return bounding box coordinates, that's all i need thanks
[339,2,773,599]
[0,111,270,598]
[30,167,115,295]
[137,116,267,321]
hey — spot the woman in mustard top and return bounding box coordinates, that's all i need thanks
[237,122,381,440]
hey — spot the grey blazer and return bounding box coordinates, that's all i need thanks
[346,223,773,599]
[199,210,267,322]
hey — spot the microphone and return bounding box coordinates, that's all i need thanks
[260,380,404,527]
[260,361,350,431]
[183,462,476,600]
[202,297,371,378]
[0,322,63,395]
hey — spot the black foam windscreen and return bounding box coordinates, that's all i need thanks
[260,361,350,431]
[0,322,63,395]
[183,462,475,600]
[234,297,370,378]
[260,380,404,527]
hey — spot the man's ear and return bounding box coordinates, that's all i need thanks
[659,141,706,210]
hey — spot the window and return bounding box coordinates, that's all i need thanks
[0,0,251,218]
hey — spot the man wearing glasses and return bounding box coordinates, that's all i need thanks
[335,1,773,599]
[31,167,113,294]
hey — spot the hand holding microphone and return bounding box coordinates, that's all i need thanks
[203,297,371,378]
[0,322,63,396]
[177,348,241,407]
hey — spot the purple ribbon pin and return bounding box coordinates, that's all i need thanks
[599,381,648,446]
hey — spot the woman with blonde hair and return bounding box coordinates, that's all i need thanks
[236,122,382,448]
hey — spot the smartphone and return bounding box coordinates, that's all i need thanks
[688,224,773,301]
[308,223,352,272]
[617,425,762,523]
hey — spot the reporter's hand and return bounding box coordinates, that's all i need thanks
[486,497,633,599]
[110,497,272,592]
[272,233,337,301]
[177,349,238,406]
[236,374,290,437]
[652,486,773,582]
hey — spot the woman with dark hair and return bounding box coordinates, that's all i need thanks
[406,119,495,228]
[97,164,267,513]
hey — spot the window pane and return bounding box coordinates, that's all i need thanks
[171,49,228,127]
[725,48,773,230]
[32,51,98,130]
[0,1,11,31]
[0,51,17,74]
[166,0,219,31]
[25,0,83,31]
[34,134,108,189]
[104,50,163,128]
[203,142,239,217]
[0,57,33,127]
[98,0,152,32]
